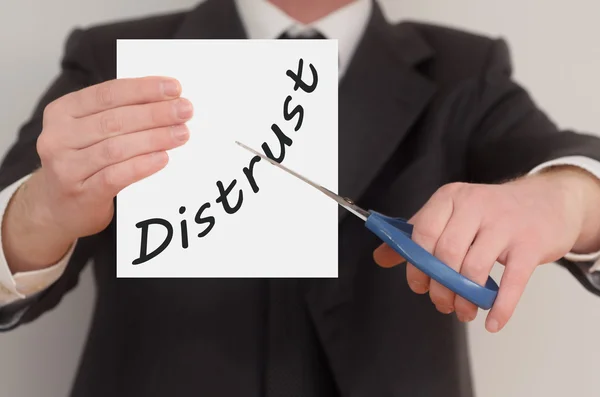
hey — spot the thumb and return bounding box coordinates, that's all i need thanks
[373,243,406,268]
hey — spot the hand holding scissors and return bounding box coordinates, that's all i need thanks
[238,140,600,333]
[236,141,499,311]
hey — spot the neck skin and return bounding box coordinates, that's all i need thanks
[268,0,356,24]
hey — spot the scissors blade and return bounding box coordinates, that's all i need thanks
[235,141,370,221]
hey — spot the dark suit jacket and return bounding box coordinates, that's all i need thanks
[1,1,600,396]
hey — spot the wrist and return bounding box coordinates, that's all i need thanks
[534,166,600,254]
[23,170,73,238]
[3,170,75,273]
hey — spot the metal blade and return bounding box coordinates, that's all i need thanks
[235,141,369,221]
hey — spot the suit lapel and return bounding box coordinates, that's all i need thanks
[337,4,436,221]
[304,4,440,396]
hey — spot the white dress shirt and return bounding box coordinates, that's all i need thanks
[0,0,599,306]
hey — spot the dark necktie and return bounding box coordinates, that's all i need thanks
[278,30,326,40]
[264,28,331,397]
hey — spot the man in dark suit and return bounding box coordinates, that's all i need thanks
[0,0,599,396]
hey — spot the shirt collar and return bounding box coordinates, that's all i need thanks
[234,0,373,77]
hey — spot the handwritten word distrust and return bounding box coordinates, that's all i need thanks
[132,59,319,265]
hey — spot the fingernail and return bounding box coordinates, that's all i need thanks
[162,80,180,97]
[436,305,454,314]
[409,280,428,293]
[176,99,193,119]
[457,313,472,322]
[487,318,499,333]
[171,125,189,142]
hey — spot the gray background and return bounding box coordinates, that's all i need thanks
[1,1,599,396]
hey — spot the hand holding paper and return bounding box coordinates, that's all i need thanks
[3,77,193,273]
[115,39,338,278]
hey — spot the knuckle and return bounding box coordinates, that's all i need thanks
[438,182,466,197]
[149,104,161,125]
[461,255,490,277]
[412,225,439,248]
[101,138,123,163]
[99,112,122,135]
[95,83,115,108]
[435,236,465,264]
[101,168,118,190]
[465,186,490,206]
[42,100,60,122]
[36,133,53,161]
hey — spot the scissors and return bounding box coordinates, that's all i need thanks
[236,141,499,310]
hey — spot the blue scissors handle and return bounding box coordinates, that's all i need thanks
[365,211,499,310]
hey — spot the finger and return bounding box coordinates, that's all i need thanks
[406,186,455,297]
[485,247,539,333]
[453,228,507,323]
[84,151,169,199]
[406,263,429,294]
[73,124,189,180]
[429,204,481,313]
[71,98,193,148]
[61,77,182,118]
[373,243,406,268]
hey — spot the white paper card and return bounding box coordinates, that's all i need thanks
[116,39,338,278]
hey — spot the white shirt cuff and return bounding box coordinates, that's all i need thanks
[0,174,75,306]
[529,156,600,272]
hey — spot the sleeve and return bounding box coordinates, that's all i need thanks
[465,38,600,296]
[529,156,600,272]
[0,175,77,307]
[466,39,600,182]
[0,28,103,331]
